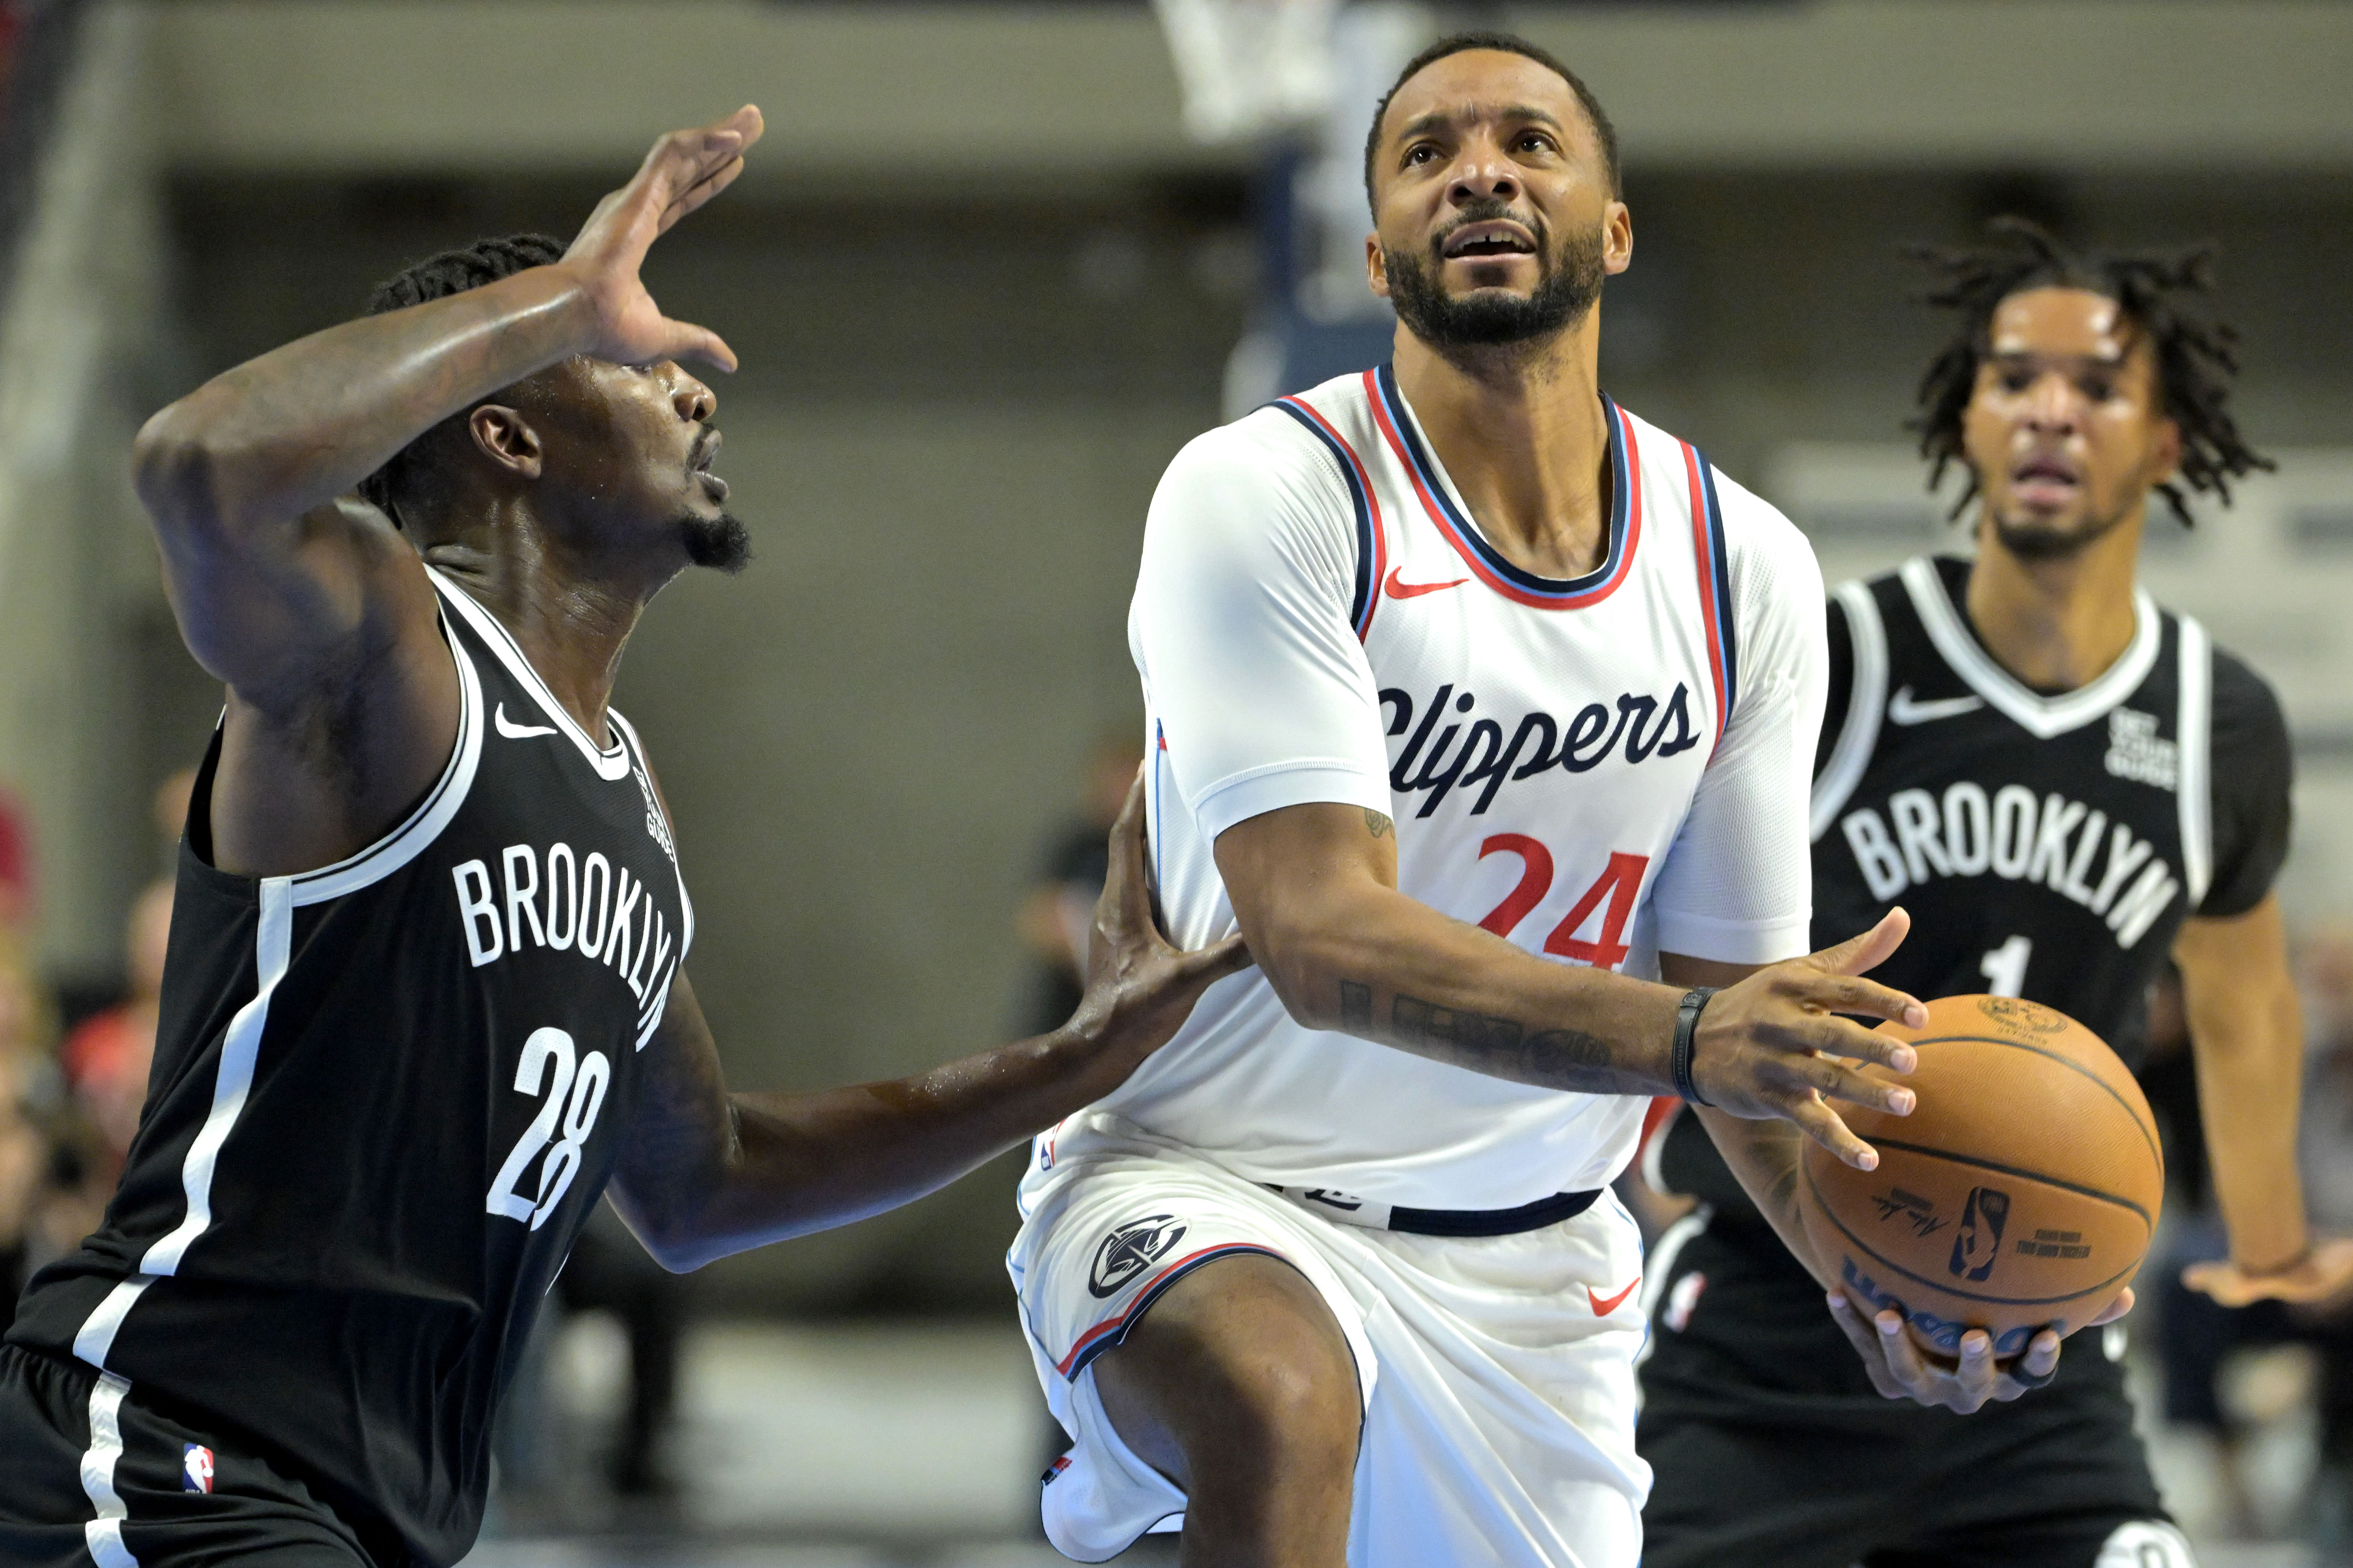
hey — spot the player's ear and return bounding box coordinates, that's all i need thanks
[1604,200,1633,277]
[2148,413,2182,490]
[1366,232,1391,300]
[469,404,544,482]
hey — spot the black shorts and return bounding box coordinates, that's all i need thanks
[0,1345,404,1568]
[1637,1226,2184,1568]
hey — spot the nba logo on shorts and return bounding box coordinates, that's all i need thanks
[1947,1186,2011,1283]
[182,1444,214,1494]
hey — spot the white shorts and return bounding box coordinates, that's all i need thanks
[1008,1125,1651,1566]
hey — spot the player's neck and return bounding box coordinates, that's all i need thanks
[1962,506,2148,693]
[1390,316,1611,581]
[423,519,656,745]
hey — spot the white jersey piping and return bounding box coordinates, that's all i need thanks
[1809,578,1888,841]
[288,623,486,907]
[606,708,695,959]
[2176,614,2213,909]
[1899,556,2161,739]
[78,1371,138,1568]
[428,566,631,781]
[73,600,486,1363]
[1632,1206,1712,1376]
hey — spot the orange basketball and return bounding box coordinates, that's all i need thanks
[1796,993,2162,1361]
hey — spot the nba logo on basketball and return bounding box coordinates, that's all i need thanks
[1947,1186,2011,1283]
[182,1444,214,1493]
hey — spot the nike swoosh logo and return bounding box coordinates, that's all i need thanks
[1886,686,1985,726]
[494,702,560,740]
[1588,1277,1641,1316]
[1384,565,1469,600]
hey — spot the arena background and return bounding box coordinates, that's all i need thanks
[1,2,2349,1562]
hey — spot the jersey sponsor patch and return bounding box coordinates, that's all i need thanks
[2103,707,2179,790]
[182,1443,215,1493]
[1089,1215,1188,1299]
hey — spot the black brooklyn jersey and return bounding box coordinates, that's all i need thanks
[1650,553,2290,1395]
[9,572,693,1562]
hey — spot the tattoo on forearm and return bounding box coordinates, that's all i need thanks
[1363,809,1393,839]
[1746,1128,1803,1229]
[1337,979,1618,1086]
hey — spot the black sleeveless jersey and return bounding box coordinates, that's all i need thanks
[9,571,694,1564]
[1648,553,2290,1396]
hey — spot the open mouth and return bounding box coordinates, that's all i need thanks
[1440,220,1537,261]
[2009,452,2080,506]
[691,430,728,501]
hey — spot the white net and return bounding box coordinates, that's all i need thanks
[1152,0,1341,145]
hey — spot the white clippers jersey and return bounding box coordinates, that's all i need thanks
[1030,367,1826,1212]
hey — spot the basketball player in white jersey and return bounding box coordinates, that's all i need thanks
[1007,34,2114,1568]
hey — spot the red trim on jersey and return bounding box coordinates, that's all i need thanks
[1365,374,1644,611]
[1055,1242,1284,1376]
[1681,441,1731,752]
[1277,391,1388,643]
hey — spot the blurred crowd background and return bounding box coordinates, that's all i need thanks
[1,2,2351,1564]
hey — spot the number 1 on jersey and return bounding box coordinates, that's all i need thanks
[1979,934,2032,998]
[1477,837,1649,972]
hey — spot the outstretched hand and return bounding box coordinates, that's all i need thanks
[1826,1287,2136,1413]
[1689,909,1930,1170]
[557,106,765,372]
[1068,770,1254,1075]
[2184,1239,2353,1311]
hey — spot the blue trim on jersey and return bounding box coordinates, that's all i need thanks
[1063,1243,1285,1380]
[1372,363,1631,602]
[1270,398,1378,636]
[1692,446,1739,717]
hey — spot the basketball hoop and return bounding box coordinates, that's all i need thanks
[1152,0,1340,145]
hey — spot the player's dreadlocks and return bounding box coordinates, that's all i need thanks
[1910,216,2270,527]
[355,233,570,527]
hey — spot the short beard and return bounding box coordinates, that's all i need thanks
[682,511,753,574]
[1985,503,2132,563]
[1384,207,1607,353]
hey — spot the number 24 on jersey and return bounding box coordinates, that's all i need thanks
[1476,837,1649,972]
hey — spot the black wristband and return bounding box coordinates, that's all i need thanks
[1673,987,1718,1107]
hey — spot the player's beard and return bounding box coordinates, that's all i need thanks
[681,510,753,573]
[1983,498,2135,562]
[1384,206,1607,351]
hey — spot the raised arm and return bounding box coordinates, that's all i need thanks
[606,777,1250,1272]
[137,107,761,700]
[132,108,762,876]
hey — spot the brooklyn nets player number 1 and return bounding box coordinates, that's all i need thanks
[1639,222,2353,1568]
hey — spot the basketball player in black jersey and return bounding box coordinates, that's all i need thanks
[0,108,1248,1568]
[1638,221,2353,1567]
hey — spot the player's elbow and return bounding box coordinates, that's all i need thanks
[604,1183,722,1274]
[1243,909,1368,1035]
[132,397,290,545]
